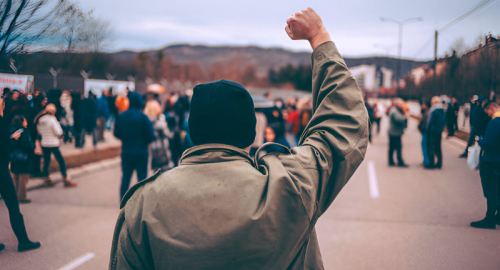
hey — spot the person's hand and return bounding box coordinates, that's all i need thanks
[11,130,21,140]
[285,7,331,50]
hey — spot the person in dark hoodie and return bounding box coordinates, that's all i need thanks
[471,101,500,229]
[114,91,156,199]
[71,92,84,148]
[426,96,446,169]
[82,92,98,147]
[0,97,41,253]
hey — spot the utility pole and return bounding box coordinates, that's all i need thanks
[433,30,438,96]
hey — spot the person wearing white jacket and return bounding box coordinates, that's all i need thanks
[36,104,76,187]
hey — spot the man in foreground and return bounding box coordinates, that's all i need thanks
[471,101,500,229]
[109,8,368,269]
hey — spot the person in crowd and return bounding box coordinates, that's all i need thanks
[373,102,384,134]
[145,94,173,171]
[460,95,481,158]
[363,93,374,143]
[96,90,110,142]
[25,92,47,177]
[296,96,313,145]
[3,89,21,122]
[162,92,175,117]
[0,97,41,252]
[446,97,460,137]
[143,93,162,120]
[114,92,156,200]
[426,96,446,169]
[174,92,190,130]
[109,8,368,269]
[60,91,74,144]
[82,92,98,147]
[71,92,84,148]
[166,116,182,167]
[249,109,268,157]
[263,99,286,135]
[36,104,77,187]
[470,101,500,229]
[9,115,34,204]
[150,113,174,171]
[47,89,63,121]
[388,98,408,167]
[1,87,11,98]
[106,89,118,130]
[418,103,430,167]
[264,92,273,101]
[264,124,291,153]
[115,87,130,114]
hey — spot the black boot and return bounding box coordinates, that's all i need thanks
[470,217,496,229]
[18,241,41,252]
[0,243,5,251]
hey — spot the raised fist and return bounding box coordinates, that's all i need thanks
[285,7,330,49]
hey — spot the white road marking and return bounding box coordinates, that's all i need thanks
[367,161,380,198]
[58,252,95,270]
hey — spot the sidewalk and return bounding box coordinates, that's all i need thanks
[45,130,121,173]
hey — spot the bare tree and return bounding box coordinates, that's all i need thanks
[57,1,93,52]
[80,16,114,52]
[0,0,65,55]
[448,37,467,57]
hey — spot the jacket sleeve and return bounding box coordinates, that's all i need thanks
[108,211,145,270]
[52,118,63,137]
[478,121,498,149]
[277,41,368,220]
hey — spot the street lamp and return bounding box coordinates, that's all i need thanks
[380,17,423,92]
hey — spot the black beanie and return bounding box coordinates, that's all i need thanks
[188,80,256,149]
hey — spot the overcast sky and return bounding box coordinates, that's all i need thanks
[78,0,500,60]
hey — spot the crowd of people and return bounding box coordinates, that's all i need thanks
[365,93,500,230]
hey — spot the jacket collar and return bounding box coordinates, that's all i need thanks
[180,143,254,166]
[493,111,500,119]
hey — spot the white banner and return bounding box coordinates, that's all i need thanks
[84,79,135,97]
[0,73,34,94]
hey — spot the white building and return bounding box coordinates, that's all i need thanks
[349,65,394,92]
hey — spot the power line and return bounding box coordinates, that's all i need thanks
[439,0,496,32]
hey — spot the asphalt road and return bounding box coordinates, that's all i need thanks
[1,117,499,270]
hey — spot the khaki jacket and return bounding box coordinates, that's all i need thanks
[109,41,369,270]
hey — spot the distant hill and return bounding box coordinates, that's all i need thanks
[112,44,429,79]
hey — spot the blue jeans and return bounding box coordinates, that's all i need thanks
[105,115,115,130]
[120,152,149,200]
[421,133,430,166]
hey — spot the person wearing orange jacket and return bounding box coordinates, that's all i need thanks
[115,88,130,114]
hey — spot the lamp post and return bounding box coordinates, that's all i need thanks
[380,17,423,93]
[49,67,58,88]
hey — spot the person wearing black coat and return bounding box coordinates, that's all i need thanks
[9,115,34,203]
[0,98,40,252]
[426,97,446,169]
[71,92,84,147]
[25,92,47,176]
[446,98,459,137]
[82,92,98,147]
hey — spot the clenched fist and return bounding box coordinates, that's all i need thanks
[285,8,331,50]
